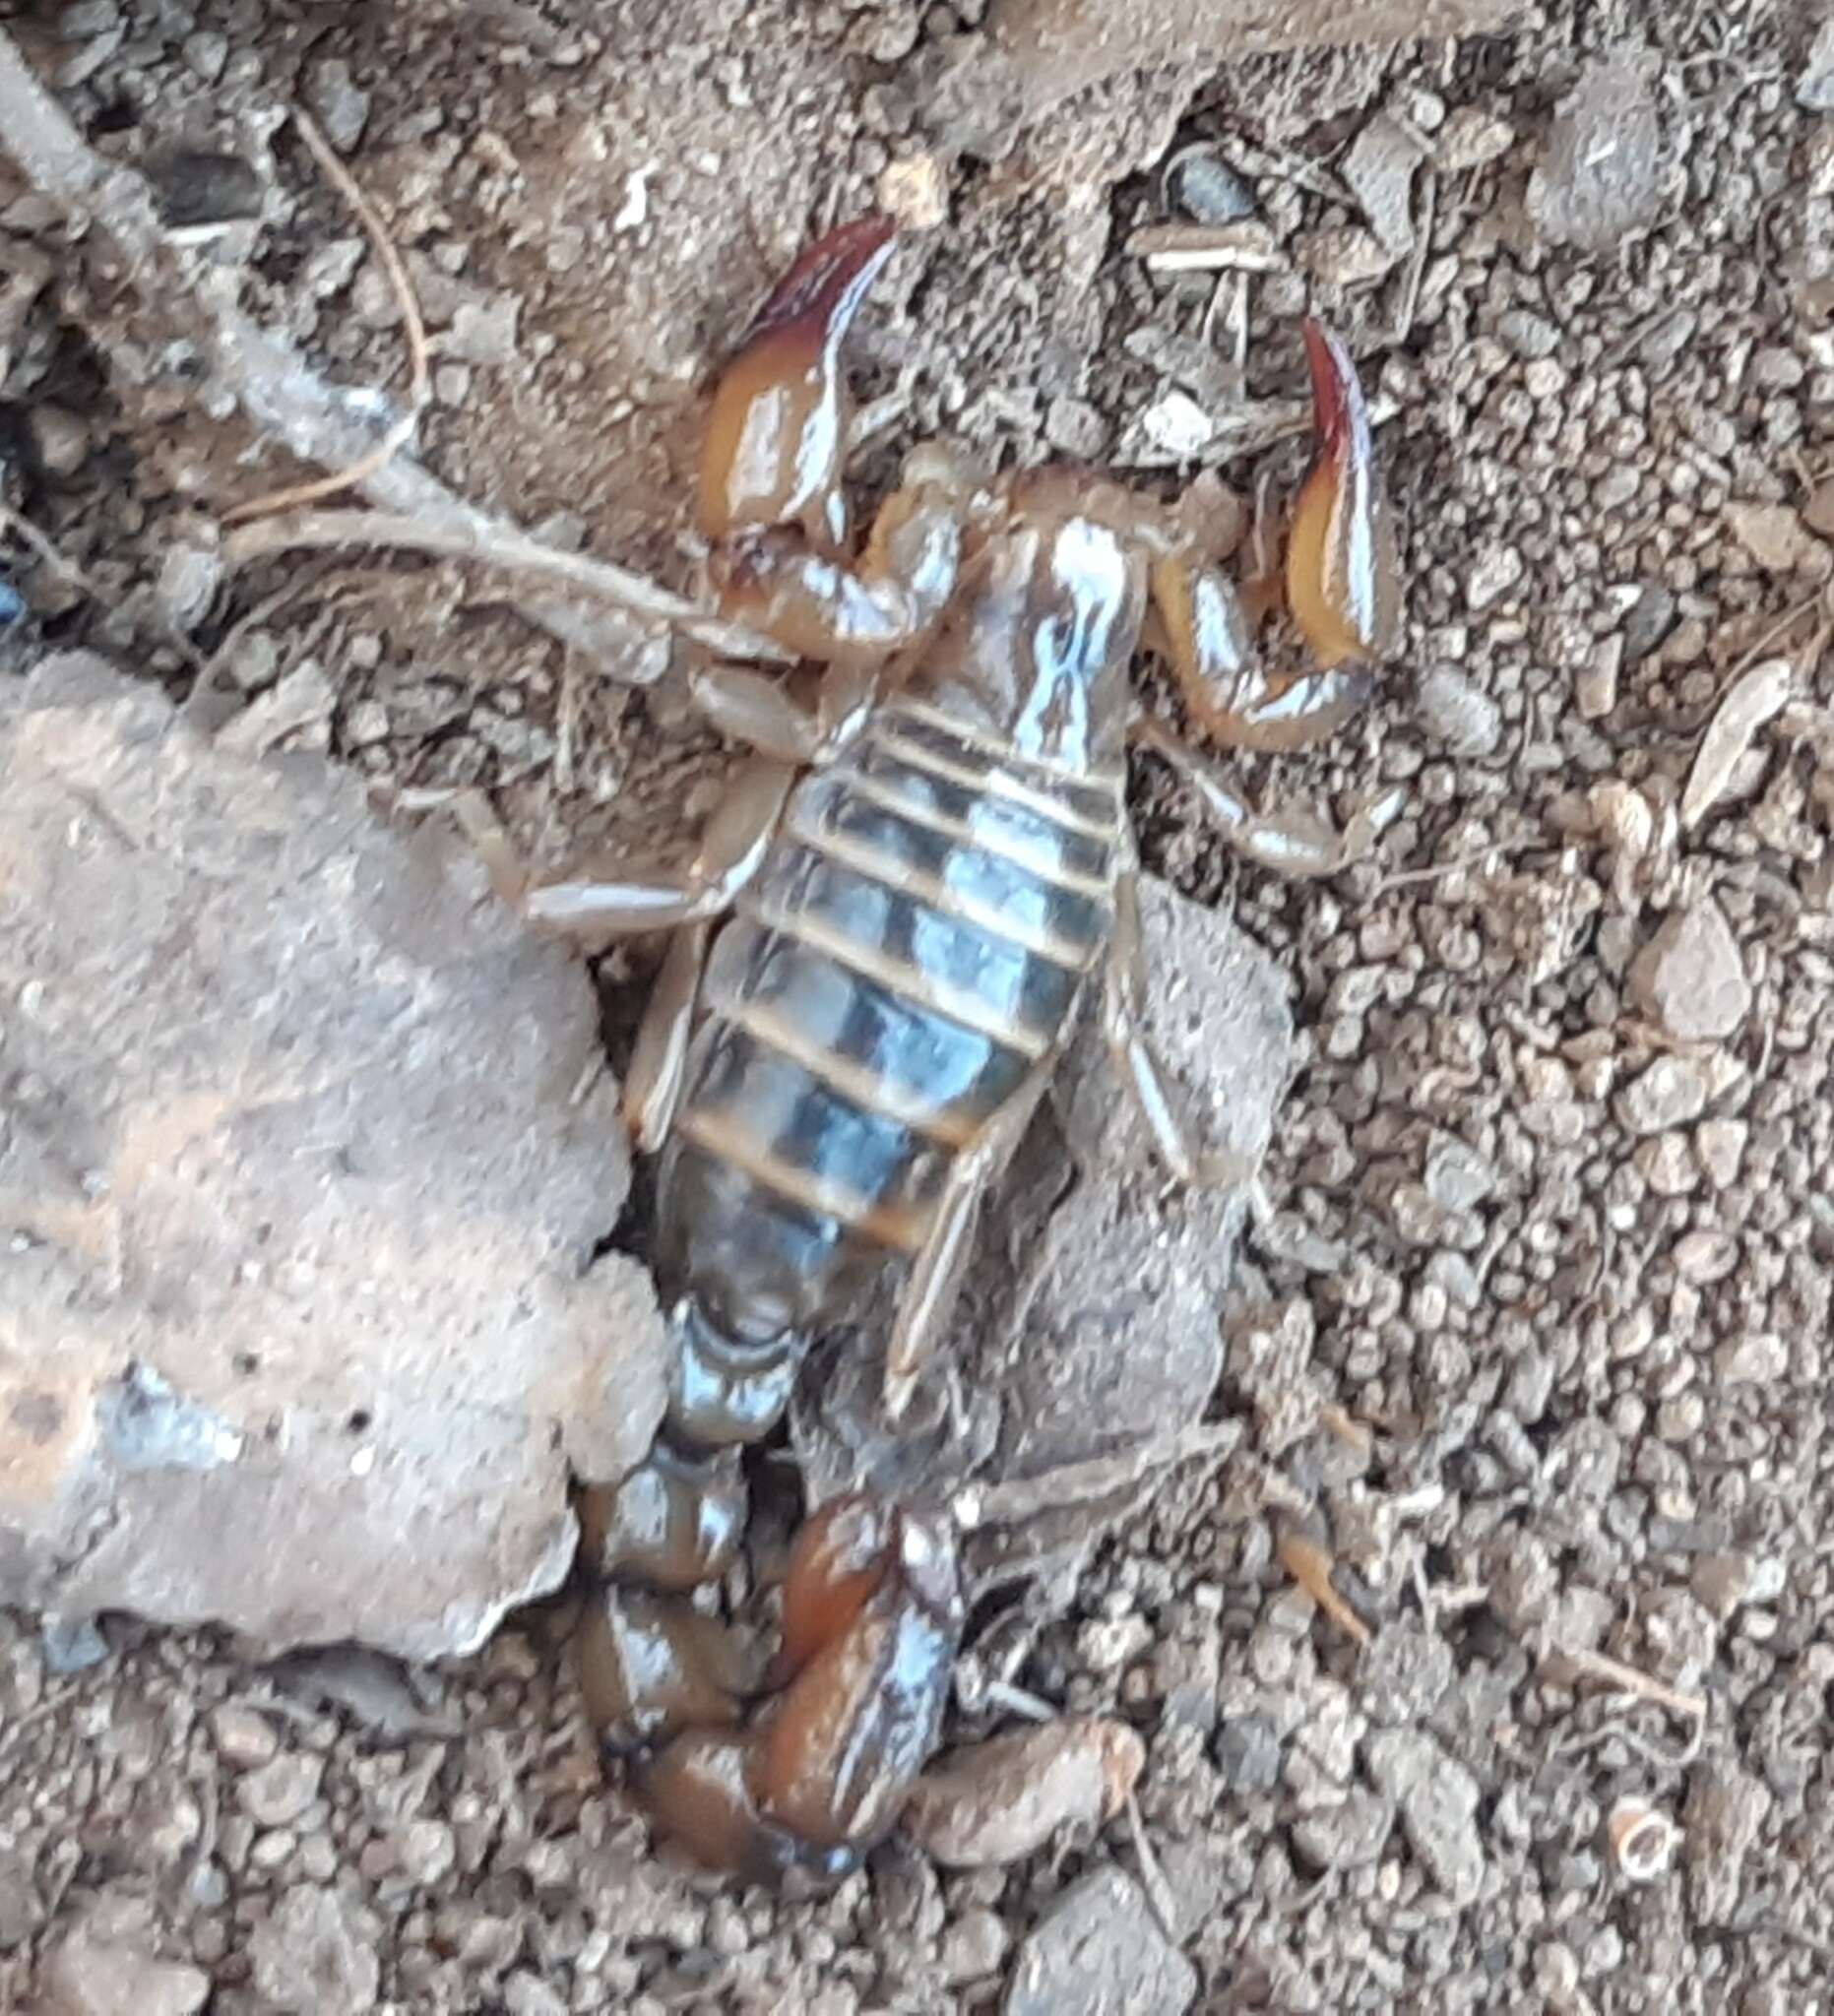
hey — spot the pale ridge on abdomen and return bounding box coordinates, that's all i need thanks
[653,701,1122,1345]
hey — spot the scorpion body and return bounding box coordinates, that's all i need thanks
[508,216,1401,1886]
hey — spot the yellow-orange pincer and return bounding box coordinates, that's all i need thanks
[697,214,899,550]
[1285,318,1401,669]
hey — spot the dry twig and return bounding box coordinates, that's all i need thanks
[222,507,790,663]
[1549,1642,1709,1725]
[221,106,430,525]
[0,26,782,681]
[1277,1530,1372,1647]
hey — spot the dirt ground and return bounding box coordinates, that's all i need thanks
[4,0,1834,2009]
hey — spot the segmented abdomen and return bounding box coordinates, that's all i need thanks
[651,695,1123,1347]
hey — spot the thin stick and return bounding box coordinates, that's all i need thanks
[1125,1796,1181,1945]
[221,506,791,664]
[0,27,705,684]
[951,1419,1241,1531]
[221,106,429,526]
[1549,1642,1708,1724]
[0,498,95,587]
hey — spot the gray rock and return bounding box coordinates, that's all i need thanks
[250,1884,379,2015]
[1167,150,1255,225]
[0,654,668,1660]
[1614,1055,1709,1135]
[0,1845,43,1951]
[1418,663,1502,757]
[1005,1866,1196,2016]
[1684,1764,1772,1924]
[1365,1729,1486,1905]
[40,1900,208,2016]
[304,57,370,153]
[1214,1712,1283,1793]
[237,1754,324,1828]
[1628,900,1751,1040]
[1293,1787,1394,1871]
[1527,45,1668,254]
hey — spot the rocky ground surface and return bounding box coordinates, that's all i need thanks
[3,0,1833,2010]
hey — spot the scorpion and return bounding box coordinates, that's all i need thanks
[482,214,1400,1888]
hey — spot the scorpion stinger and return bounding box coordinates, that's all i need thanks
[479,215,1403,1887]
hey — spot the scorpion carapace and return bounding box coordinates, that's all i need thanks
[535,214,1401,1887]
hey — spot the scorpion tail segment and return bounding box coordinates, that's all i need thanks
[577,1586,752,1754]
[698,215,900,547]
[578,1442,749,1595]
[636,1732,866,1893]
[752,1503,965,1854]
[1286,319,1402,671]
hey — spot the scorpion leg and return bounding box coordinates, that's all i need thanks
[703,461,968,674]
[621,920,709,1152]
[881,1051,1058,1421]
[1104,834,1256,1188]
[524,752,797,940]
[1130,715,1400,879]
[686,656,883,770]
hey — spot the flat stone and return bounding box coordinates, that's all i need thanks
[1628,900,1751,1041]
[1527,44,1668,253]
[237,1753,324,1828]
[0,654,668,1660]
[249,1884,380,2016]
[1614,1055,1709,1135]
[41,1899,208,2016]
[1005,1866,1196,2016]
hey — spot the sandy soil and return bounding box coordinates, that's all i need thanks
[4,0,1832,2010]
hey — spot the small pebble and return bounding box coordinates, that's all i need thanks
[306,58,371,152]
[1166,147,1256,224]
[237,1753,324,1829]
[211,1704,280,1768]
[1628,901,1751,1040]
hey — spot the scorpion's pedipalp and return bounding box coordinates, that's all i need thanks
[1144,320,1396,757]
[698,214,898,551]
[1286,318,1401,670]
[706,471,967,670]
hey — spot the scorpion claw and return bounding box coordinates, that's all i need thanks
[698,214,900,548]
[1286,318,1401,670]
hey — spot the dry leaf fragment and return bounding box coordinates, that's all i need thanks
[1681,658,1793,830]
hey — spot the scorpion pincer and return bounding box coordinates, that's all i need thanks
[511,214,1401,1886]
